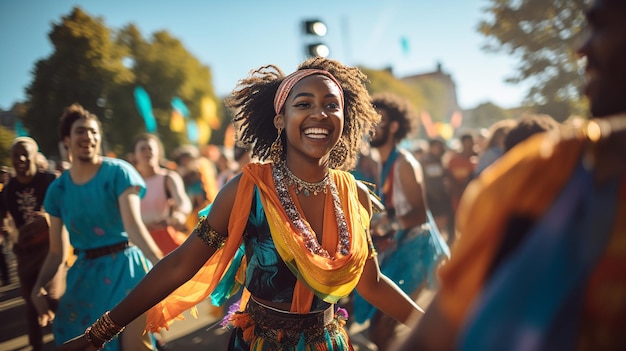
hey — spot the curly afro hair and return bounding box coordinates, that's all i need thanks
[371,92,417,142]
[225,57,380,171]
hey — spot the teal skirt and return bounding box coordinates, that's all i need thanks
[53,245,153,350]
[352,213,449,323]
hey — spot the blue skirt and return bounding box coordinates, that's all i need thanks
[53,245,153,350]
[352,214,449,323]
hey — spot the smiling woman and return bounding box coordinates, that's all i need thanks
[55,58,425,351]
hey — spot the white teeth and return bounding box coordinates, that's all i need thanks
[303,128,329,138]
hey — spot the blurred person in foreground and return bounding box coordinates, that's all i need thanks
[31,104,162,350]
[352,93,449,350]
[0,137,65,351]
[394,0,626,350]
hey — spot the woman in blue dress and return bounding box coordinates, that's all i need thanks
[30,104,163,350]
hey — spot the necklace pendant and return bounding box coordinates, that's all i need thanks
[313,190,318,196]
[303,189,310,196]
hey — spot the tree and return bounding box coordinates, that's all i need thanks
[478,0,587,121]
[121,28,218,155]
[23,7,220,159]
[24,7,131,157]
[0,126,15,167]
[361,67,430,138]
[361,67,426,111]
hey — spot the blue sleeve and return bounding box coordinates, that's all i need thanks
[43,178,62,218]
[112,159,146,198]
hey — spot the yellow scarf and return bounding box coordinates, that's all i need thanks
[145,163,370,332]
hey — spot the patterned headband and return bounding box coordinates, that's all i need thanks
[273,68,344,114]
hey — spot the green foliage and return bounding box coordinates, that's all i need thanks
[24,7,132,157]
[406,78,451,123]
[121,28,218,155]
[361,67,426,111]
[478,0,587,121]
[23,7,220,160]
[360,67,430,138]
[0,126,15,167]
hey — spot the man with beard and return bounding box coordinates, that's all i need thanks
[394,0,626,350]
[0,137,65,351]
[351,93,449,350]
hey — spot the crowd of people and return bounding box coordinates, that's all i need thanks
[0,1,624,349]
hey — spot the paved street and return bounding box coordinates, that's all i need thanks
[0,248,432,351]
[0,250,230,351]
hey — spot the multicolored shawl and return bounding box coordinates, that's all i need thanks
[437,131,585,327]
[458,161,619,350]
[145,163,370,332]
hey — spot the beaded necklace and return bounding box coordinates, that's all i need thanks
[280,163,330,196]
[273,164,350,258]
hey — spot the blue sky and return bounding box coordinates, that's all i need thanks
[0,0,529,111]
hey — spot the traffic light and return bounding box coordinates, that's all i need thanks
[302,19,329,58]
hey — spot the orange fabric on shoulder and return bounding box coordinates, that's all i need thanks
[437,130,585,329]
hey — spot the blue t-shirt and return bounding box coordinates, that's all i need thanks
[44,157,146,250]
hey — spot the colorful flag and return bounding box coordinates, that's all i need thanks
[134,86,157,133]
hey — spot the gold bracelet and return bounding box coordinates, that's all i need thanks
[195,216,227,249]
[84,326,104,350]
[87,311,125,347]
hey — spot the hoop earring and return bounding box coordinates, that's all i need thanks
[329,138,348,168]
[269,127,284,164]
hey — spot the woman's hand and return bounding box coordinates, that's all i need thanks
[56,333,99,351]
[30,288,55,327]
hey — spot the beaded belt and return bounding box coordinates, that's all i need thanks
[243,297,339,346]
[75,241,130,259]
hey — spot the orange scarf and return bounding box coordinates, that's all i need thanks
[145,163,370,332]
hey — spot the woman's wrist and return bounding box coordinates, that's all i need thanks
[84,326,104,349]
[84,311,125,349]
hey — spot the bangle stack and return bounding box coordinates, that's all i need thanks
[84,311,125,349]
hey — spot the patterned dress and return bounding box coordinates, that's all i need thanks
[44,157,153,350]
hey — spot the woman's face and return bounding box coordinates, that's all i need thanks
[65,118,101,162]
[279,75,344,166]
[134,138,160,167]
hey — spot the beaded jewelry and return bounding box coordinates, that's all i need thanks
[196,216,227,249]
[366,230,378,259]
[280,162,329,196]
[84,311,125,349]
[329,138,349,169]
[273,164,350,258]
[269,127,284,164]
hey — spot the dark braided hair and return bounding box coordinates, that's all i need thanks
[225,57,380,171]
[371,92,416,142]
